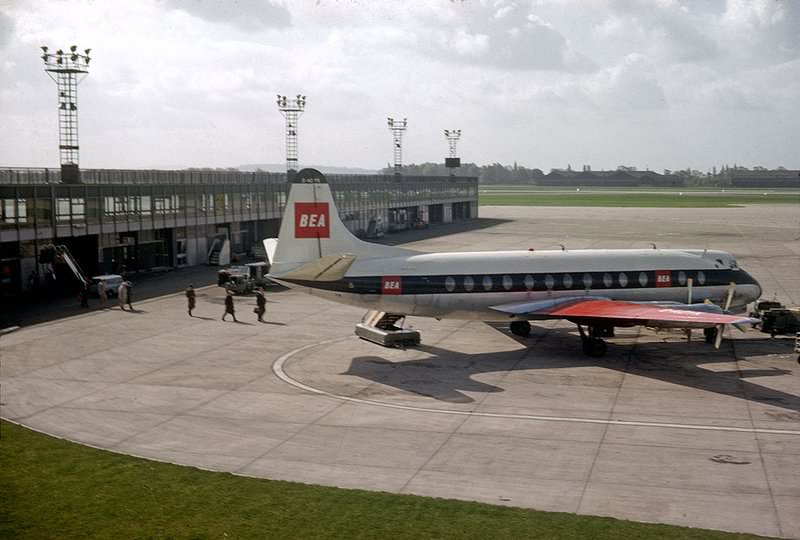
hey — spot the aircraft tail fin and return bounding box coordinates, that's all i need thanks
[270,168,413,277]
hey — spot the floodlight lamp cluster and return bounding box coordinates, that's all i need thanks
[387,117,407,129]
[444,129,462,138]
[276,94,307,110]
[40,45,91,71]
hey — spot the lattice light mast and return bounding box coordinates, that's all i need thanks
[276,94,306,175]
[41,45,91,175]
[444,129,462,176]
[387,117,407,176]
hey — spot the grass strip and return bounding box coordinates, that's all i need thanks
[0,420,772,539]
[479,192,800,207]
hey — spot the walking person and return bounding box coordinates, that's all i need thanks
[118,281,128,310]
[222,289,237,322]
[124,281,134,311]
[186,284,196,317]
[255,287,266,322]
[78,282,89,308]
[97,280,107,308]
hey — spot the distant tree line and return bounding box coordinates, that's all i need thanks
[382,162,799,188]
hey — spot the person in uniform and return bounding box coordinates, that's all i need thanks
[222,290,237,322]
[186,284,196,317]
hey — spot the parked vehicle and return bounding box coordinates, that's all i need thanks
[90,274,124,297]
[245,261,274,287]
[752,300,800,337]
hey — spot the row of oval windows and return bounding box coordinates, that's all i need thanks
[442,271,706,292]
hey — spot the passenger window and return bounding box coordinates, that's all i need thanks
[545,274,555,290]
[603,273,612,288]
[482,275,493,291]
[618,273,628,288]
[502,275,513,291]
[563,274,573,289]
[463,276,474,292]
[445,276,456,292]
[697,271,706,285]
[524,274,535,290]
[678,271,687,286]
[639,272,648,287]
[583,273,592,289]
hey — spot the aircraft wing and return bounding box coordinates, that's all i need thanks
[490,298,759,329]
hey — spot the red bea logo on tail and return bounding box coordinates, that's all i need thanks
[295,202,330,238]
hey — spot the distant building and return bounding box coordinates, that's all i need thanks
[0,168,478,296]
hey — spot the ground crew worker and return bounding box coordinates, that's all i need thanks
[222,290,237,322]
[186,284,196,317]
[255,287,266,322]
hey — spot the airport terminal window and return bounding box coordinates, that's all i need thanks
[638,272,648,287]
[524,274,534,290]
[618,272,628,288]
[445,276,456,292]
[697,271,706,285]
[502,275,513,291]
[2,199,27,224]
[562,274,573,289]
[140,196,151,217]
[482,275,493,291]
[463,276,474,292]
[545,274,555,290]
[56,198,70,222]
[678,271,687,286]
[603,273,613,288]
[583,273,593,289]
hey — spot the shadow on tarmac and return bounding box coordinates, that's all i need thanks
[344,324,800,414]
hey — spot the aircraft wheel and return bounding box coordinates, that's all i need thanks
[582,338,607,358]
[510,321,531,337]
[704,327,717,344]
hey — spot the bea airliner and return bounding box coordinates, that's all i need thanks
[264,169,761,356]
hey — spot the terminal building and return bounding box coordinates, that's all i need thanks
[0,168,478,296]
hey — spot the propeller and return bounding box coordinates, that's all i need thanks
[713,282,736,349]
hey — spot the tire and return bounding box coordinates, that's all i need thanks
[510,321,531,337]
[704,327,717,344]
[583,338,607,358]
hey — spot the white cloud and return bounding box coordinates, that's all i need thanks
[0,0,797,171]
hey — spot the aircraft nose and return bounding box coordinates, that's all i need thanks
[744,272,762,303]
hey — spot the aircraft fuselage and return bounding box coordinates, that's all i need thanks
[275,247,762,322]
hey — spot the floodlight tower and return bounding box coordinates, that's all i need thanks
[276,94,306,175]
[41,45,91,182]
[387,117,407,176]
[444,129,462,176]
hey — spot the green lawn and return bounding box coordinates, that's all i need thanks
[0,420,772,539]
[479,190,800,207]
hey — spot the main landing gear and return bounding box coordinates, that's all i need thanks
[577,324,610,358]
[703,327,718,344]
[510,320,531,337]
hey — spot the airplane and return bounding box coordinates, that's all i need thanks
[264,168,762,357]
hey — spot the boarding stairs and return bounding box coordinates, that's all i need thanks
[42,244,90,287]
[355,310,420,347]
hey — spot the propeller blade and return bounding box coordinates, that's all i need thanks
[687,277,693,304]
[723,281,736,312]
[714,324,724,349]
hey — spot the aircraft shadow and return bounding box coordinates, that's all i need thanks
[343,327,800,414]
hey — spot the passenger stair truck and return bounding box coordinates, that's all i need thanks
[41,244,90,289]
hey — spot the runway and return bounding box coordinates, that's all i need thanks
[2,204,799,538]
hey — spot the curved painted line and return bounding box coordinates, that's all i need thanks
[273,337,800,437]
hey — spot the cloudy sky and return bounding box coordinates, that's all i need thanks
[1,0,798,172]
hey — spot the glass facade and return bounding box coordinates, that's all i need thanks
[1,169,477,238]
[0,168,478,294]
